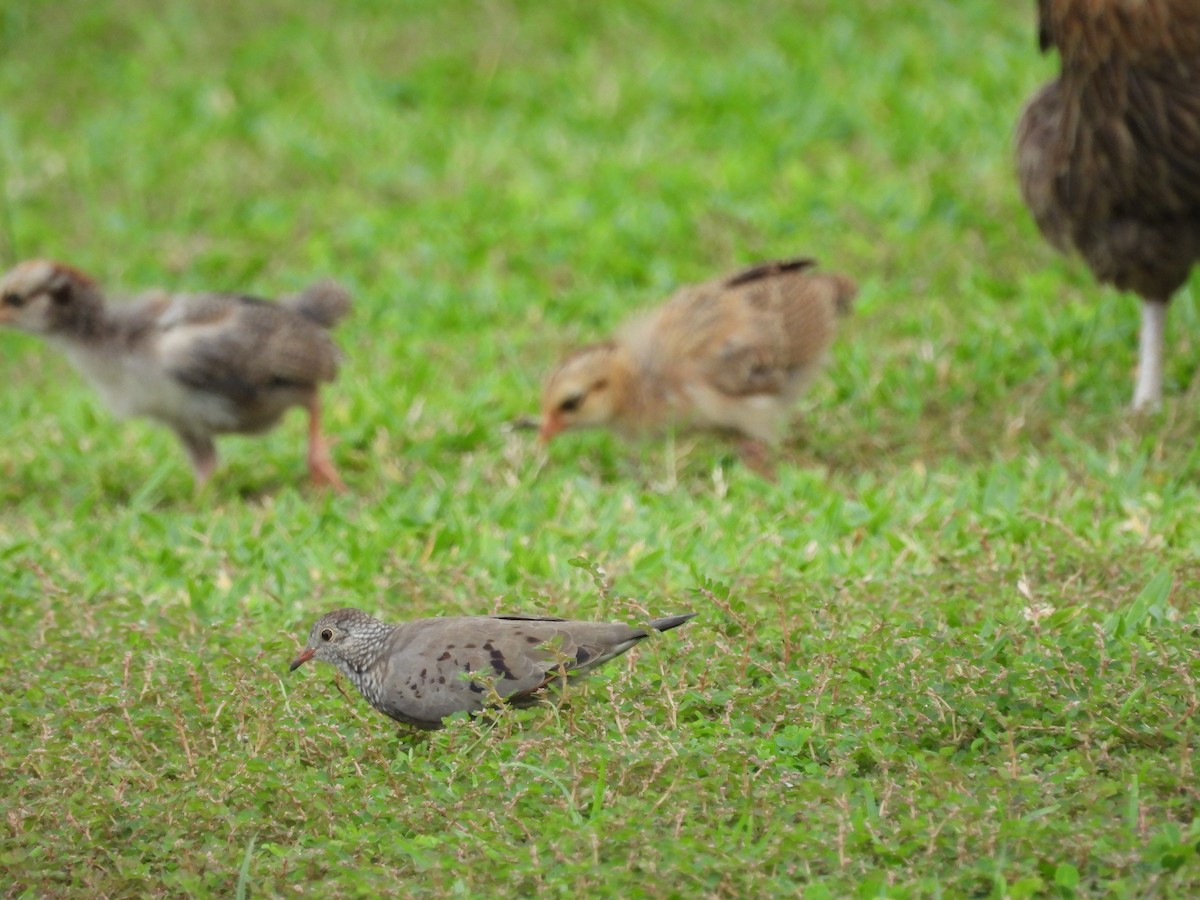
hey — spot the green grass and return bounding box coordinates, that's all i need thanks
[2,0,1199,895]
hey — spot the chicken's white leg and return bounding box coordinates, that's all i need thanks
[1132,298,1167,411]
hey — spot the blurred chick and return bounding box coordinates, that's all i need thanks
[540,258,856,475]
[1016,0,1200,410]
[0,259,351,490]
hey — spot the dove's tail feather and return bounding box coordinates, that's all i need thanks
[648,613,697,633]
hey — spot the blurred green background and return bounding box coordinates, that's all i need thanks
[1,1,1197,895]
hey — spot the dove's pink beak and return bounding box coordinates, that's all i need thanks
[289,647,316,672]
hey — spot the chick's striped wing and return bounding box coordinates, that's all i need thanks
[158,293,341,400]
[660,260,848,398]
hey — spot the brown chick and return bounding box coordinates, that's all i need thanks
[539,258,856,476]
[0,259,351,489]
[1016,0,1200,410]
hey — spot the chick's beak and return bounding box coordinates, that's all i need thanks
[538,413,563,444]
[289,646,316,672]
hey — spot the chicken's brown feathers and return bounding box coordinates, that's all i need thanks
[1017,0,1200,302]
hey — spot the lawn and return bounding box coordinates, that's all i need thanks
[1,0,1198,895]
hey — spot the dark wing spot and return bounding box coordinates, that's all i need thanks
[575,647,593,665]
[489,648,516,680]
[464,643,477,649]
[525,635,540,644]
[419,668,427,679]
[437,676,446,684]
[437,651,451,661]
[468,682,485,694]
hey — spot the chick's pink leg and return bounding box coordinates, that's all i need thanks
[306,395,346,492]
[737,438,777,481]
[179,433,218,489]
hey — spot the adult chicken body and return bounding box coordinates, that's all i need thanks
[1016,0,1200,409]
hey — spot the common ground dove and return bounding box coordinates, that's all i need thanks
[0,259,350,489]
[289,608,696,729]
[539,257,856,475]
